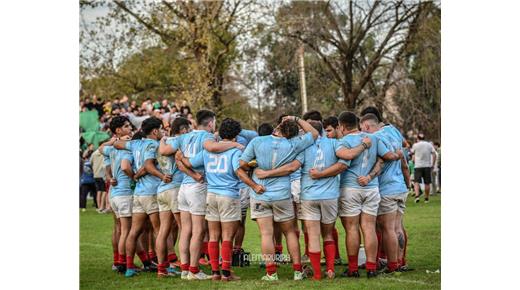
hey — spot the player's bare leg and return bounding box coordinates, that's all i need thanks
[341,215,360,276]
[360,213,378,276]
[156,210,173,277]
[179,210,192,277]
[256,217,276,278]
[124,213,147,276]
[279,219,303,279]
[378,212,399,272]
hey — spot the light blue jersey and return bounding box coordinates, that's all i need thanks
[125,139,161,196]
[376,126,407,195]
[156,137,184,193]
[171,130,215,184]
[234,129,258,189]
[102,146,134,197]
[240,132,314,201]
[190,146,242,199]
[290,152,304,181]
[339,132,391,189]
[301,137,347,200]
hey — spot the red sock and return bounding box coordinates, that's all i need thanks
[181,263,189,272]
[189,266,199,274]
[303,231,309,256]
[167,253,178,263]
[158,262,168,274]
[208,241,220,272]
[137,251,149,264]
[148,250,156,260]
[292,263,302,272]
[202,241,209,256]
[118,254,126,265]
[324,240,335,272]
[274,244,283,253]
[348,255,358,272]
[266,263,277,275]
[221,241,232,271]
[366,261,377,272]
[332,228,340,259]
[309,251,321,280]
[388,261,399,272]
[126,255,136,269]
[113,252,119,265]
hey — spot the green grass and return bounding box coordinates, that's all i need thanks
[80,194,440,289]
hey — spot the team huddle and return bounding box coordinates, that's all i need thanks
[98,106,412,282]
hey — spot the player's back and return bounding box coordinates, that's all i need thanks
[127,139,161,195]
[340,132,381,189]
[103,145,133,196]
[177,129,214,184]
[202,147,242,198]
[157,136,184,193]
[374,129,406,195]
[301,136,344,200]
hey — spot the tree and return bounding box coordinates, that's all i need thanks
[80,0,255,114]
[274,0,420,110]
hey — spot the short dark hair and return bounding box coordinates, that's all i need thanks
[277,114,288,125]
[279,120,299,139]
[434,141,440,147]
[323,116,338,129]
[302,110,322,122]
[258,123,274,136]
[171,117,191,135]
[109,116,130,134]
[309,120,323,135]
[360,106,383,123]
[218,118,242,140]
[132,130,145,140]
[141,117,163,135]
[196,109,216,127]
[359,113,379,125]
[417,133,425,140]
[338,111,358,130]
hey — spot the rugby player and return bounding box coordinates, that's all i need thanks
[360,107,412,271]
[98,116,133,273]
[178,118,259,281]
[359,113,409,274]
[336,111,400,278]
[238,116,319,281]
[112,117,167,278]
[154,117,192,277]
[164,109,244,280]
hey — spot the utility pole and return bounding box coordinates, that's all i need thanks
[297,42,308,114]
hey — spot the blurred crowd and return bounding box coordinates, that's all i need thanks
[79,95,196,212]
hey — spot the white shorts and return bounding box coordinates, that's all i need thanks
[205,193,241,222]
[157,187,180,213]
[178,182,207,215]
[250,196,295,222]
[110,195,133,218]
[378,192,407,215]
[291,179,301,204]
[339,187,380,217]
[132,195,159,215]
[298,198,338,224]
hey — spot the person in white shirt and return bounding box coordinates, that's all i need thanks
[410,133,436,203]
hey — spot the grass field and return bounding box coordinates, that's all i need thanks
[80,194,441,289]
